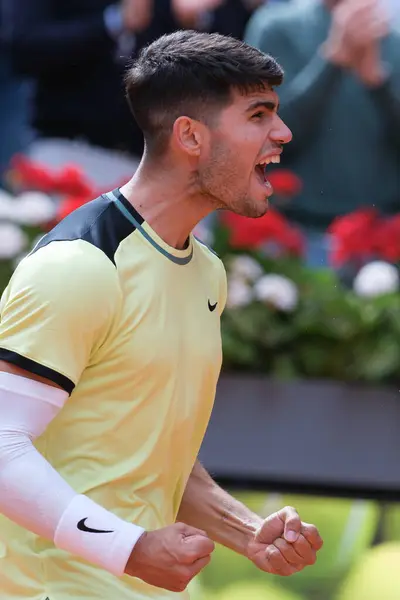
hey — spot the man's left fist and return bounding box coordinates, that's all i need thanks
[246,506,323,576]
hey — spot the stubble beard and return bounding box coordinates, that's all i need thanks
[198,170,269,219]
[198,143,270,218]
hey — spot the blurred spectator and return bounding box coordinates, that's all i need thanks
[1,0,265,185]
[172,0,264,40]
[0,12,31,184]
[1,0,180,159]
[245,0,400,267]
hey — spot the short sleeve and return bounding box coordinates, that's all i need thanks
[0,241,121,394]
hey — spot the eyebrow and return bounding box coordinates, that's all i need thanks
[246,100,280,113]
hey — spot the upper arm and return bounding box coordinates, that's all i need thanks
[244,5,280,50]
[0,360,62,388]
[0,241,121,394]
[244,7,304,88]
[245,5,289,53]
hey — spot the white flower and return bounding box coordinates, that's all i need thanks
[353,261,400,298]
[0,223,28,259]
[229,255,264,283]
[13,192,56,226]
[227,277,253,308]
[254,274,298,312]
[0,190,13,221]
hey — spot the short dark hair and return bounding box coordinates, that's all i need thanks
[125,30,284,155]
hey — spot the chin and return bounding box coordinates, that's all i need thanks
[224,190,271,218]
[240,199,269,219]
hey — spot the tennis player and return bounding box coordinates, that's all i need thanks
[0,30,322,600]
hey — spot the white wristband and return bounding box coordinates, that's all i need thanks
[54,494,145,576]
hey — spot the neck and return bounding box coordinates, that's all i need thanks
[120,154,214,250]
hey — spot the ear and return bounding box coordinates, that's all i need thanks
[172,116,205,157]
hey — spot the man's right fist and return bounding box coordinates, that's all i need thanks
[125,522,215,592]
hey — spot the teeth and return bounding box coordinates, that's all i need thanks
[266,155,280,164]
[258,155,281,167]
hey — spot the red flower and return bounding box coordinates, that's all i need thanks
[328,208,378,267]
[268,170,302,197]
[9,155,94,197]
[373,215,400,262]
[222,209,304,256]
[57,177,127,221]
[279,225,305,256]
[9,155,56,192]
[53,165,93,196]
[223,210,285,247]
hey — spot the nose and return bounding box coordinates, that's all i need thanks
[270,114,293,145]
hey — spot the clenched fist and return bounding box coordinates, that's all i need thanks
[246,506,323,576]
[125,523,215,592]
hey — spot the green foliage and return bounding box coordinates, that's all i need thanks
[335,543,400,600]
[221,252,400,385]
[0,224,43,293]
[381,505,400,542]
[0,262,14,293]
[214,581,304,600]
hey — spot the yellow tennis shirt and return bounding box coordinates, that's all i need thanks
[0,189,227,600]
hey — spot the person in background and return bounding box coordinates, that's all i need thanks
[245,0,400,267]
[0,0,176,159]
[172,0,264,43]
[1,0,265,184]
[0,12,31,185]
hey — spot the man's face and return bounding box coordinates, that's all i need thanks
[197,88,292,218]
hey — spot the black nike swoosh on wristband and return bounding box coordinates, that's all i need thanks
[77,518,114,534]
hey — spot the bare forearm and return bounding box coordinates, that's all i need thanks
[177,461,263,556]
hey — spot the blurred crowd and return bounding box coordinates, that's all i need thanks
[0,0,399,267]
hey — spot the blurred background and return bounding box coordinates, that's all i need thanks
[1,0,400,598]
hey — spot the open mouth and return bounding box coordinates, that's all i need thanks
[255,154,281,188]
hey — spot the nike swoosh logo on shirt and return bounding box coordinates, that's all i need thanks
[208,300,218,312]
[77,518,114,534]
